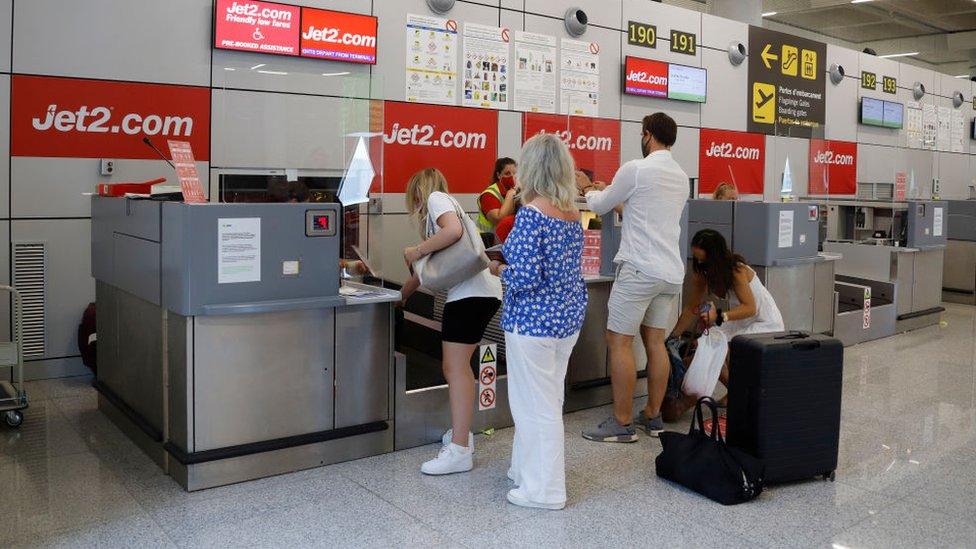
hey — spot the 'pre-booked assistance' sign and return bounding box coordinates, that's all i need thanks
[747,26,826,137]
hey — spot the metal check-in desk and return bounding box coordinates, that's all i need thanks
[685,200,836,335]
[943,200,976,305]
[92,196,399,491]
[821,199,947,344]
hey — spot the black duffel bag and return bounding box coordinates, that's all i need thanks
[655,397,765,505]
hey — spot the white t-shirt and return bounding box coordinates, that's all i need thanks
[426,191,502,303]
[585,150,688,285]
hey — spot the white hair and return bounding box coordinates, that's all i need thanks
[517,133,577,211]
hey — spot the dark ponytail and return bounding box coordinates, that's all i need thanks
[491,157,516,184]
[691,229,747,298]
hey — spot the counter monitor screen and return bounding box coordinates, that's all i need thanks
[623,56,669,98]
[882,100,904,129]
[972,118,976,140]
[214,0,301,56]
[299,7,378,64]
[860,97,885,127]
[667,63,707,103]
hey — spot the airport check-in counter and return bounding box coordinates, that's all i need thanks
[943,200,976,305]
[394,202,689,450]
[92,196,399,491]
[685,200,836,335]
[822,200,946,345]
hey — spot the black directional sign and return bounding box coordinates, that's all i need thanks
[747,26,827,137]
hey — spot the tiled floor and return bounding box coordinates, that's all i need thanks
[3,304,976,548]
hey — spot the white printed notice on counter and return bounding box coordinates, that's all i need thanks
[462,23,510,110]
[218,218,261,284]
[560,39,600,116]
[951,110,966,153]
[513,31,557,113]
[934,207,944,237]
[406,14,458,105]
[778,210,794,248]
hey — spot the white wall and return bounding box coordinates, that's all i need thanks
[4,0,976,378]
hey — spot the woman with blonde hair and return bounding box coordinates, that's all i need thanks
[401,168,502,475]
[488,134,587,510]
[712,181,738,201]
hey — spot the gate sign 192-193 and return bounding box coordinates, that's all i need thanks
[747,26,827,138]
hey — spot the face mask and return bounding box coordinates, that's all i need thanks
[641,134,651,158]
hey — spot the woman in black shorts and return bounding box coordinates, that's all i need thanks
[401,168,502,475]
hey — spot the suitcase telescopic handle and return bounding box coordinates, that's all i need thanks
[774,330,809,340]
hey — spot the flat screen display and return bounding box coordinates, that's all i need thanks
[860,97,885,127]
[214,0,301,56]
[972,119,976,140]
[300,7,378,64]
[882,100,903,129]
[667,63,707,103]
[623,56,669,98]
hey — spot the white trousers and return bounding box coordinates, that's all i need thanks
[505,329,580,506]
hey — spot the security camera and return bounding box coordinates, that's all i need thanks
[953,91,965,108]
[913,82,926,100]
[426,0,455,14]
[564,7,588,37]
[828,64,845,85]
[728,42,746,66]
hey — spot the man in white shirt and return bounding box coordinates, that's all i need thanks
[580,112,689,442]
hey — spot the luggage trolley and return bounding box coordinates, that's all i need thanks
[0,286,27,428]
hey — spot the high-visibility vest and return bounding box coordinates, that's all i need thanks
[476,182,505,233]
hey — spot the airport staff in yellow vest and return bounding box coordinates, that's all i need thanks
[476,157,518,235]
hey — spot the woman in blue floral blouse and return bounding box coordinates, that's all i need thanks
[488,133,587,510]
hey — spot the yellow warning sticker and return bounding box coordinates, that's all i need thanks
[781,45,798,77]
[752,82,776,124]
[480,345,496,364]
[801,49,817,80]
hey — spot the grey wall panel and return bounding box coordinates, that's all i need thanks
[673,126,700,180]
[13,0,211,86]
[212,89,364,169]
[212,0,372,97]
[700,12,746,50]
[523,14,621,120]
[12,219,94,361]
[11,158,207,218]
[0,221,9,342]
[498,110,523,160]
[527,0,621,29]
[0,75,8,218]
[824,44,859,143]
[856,144,899,185]
[500,5,523,30]
[0,0,10,73]
[764,136,809,201]
[374,0,499,102]
[620,121,641,163]
[938,152,971,199]
[905,148,935,198]
[501,0,524,10]
[700,48,746,132]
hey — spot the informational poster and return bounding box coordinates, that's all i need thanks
[895,172,907,201]
[405,14,458,105]
[698,128,766,195]
[218,218,261,284]
[167,140,207,203]
[747,26,826,137]
[300,7,378,64]
[937,106,952,151]
[214,0,300,56]
[560,39,600,116]
[379,101,497,193]
[462,23,510,110]
[951,110,966,153]
[922,103,938,150]
[906,102,924,149]
[522,113,621,183]
[934,207,944,237]
[778,210,795,248]
[512,32,556,113]
[478,344,497,411]
[808,139,857,195]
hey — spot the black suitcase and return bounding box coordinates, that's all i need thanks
[726,331,843,484]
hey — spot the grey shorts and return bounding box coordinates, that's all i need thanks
[607,263,681,336]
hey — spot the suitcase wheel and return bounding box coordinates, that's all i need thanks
[823,471,836,482]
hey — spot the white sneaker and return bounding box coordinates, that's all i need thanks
[421,443,473,475]
[441,429,474,449]
[506,488,564,510]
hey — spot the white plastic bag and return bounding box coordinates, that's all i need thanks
[681,329,729,399]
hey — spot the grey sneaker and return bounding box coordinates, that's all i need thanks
[634,411,665,437]
[582,416,638,443]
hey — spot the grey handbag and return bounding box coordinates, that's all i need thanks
[414,195,490,291]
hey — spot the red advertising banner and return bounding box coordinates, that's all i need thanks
[698,128,765,195]
[300,7,378,64]
[11,76,211,160]
[167,140,207,203]
[623,56,669,98]
[522,113,621,184]
[214,0,300,56]
[379,102,498,194]
[808,139,858,195]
